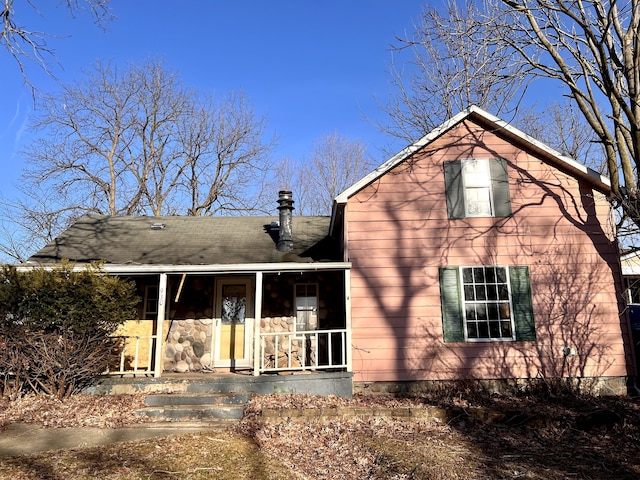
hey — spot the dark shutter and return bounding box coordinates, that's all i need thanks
[510,266,536,341]
[490,158,512,217]
[439,267,465,342]
[443,161,465,219]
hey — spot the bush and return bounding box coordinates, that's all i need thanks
[0,263,139,398]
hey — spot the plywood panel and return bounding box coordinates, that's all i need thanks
[219,324,245,360]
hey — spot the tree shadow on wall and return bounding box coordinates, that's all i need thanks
[353,119,631,389]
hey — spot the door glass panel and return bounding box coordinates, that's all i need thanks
[221,285,246,324]
[220,284,246,360]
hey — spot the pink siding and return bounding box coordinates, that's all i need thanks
[347,120,631,383]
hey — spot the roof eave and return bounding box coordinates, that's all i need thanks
[17,261,352,275]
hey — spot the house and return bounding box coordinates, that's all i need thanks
[25,106,635,395]
[619,250,640,374]
[333,105,633,395]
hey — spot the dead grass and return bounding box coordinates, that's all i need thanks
[0,430,296,480]
[1,390,640,479]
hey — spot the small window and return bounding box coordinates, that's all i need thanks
[626,277,640,304]
[143,285,159,320]
[295,284,318,336]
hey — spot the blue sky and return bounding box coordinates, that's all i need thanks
[0,0,427,201]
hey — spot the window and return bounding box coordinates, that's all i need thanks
[625,277,640,304]
[143,285,158,320]
[295,284,318,336]
[462,159,493,216]
[462,267,513,340]
[439,266,535,342]
[443,158,511,219]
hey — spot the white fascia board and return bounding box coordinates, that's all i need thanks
[17,262,352,275]
[334,107,473,205]
[621,250,640,262]
[622,265,640,276]
[469,106,611,190]
[621,250,640,275]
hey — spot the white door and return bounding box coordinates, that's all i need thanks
[214,277,253,368]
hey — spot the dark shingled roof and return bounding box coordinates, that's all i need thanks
[28,214,338,266]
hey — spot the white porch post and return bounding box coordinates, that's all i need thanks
[344,269,353,372]
[253,271,263,376]
[154,273,168,378]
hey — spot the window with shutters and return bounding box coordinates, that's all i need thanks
[444,158,512,219]
[439,266,535,343]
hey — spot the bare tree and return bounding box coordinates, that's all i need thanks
[181,92,274,216]
[3,59,274,261]
[381,0,531,148]
[516,101,604,173]
[0,188,77,263]
[387,0,640,229]
[492,0,640,227]
[276,132,372,216]
[1,0,113,87]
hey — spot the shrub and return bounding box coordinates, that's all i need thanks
[0,263,139,398]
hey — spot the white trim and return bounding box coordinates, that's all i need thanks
[344,269,352,372]
[621,251,640,275]
[333,105,610,208]
[17,261,351,275]
[214,276,254,368]
[253,272,263,376]
[154,273,167,378]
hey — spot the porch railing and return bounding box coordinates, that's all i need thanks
[107,335,157,375]
[259,328,348,373]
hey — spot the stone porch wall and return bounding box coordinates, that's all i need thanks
[164,316,214,373]
[261,316,317,369]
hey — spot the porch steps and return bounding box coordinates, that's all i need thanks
[137,392,252,421]
[85,371,354,421]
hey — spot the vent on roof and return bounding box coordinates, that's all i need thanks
[150,223,166,230]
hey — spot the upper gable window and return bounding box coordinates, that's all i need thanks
[444,158,512,219]
[462,159,493,216]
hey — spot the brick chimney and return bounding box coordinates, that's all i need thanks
[277,190,294,252]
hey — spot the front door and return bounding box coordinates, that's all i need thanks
[214,277,253,368]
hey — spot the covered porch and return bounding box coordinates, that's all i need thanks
[104,262,352,379]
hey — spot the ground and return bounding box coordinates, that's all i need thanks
[1,385,640,479]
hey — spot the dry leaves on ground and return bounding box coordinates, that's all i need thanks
[0,393,151,429]
[240,392,640,480]
[2,390,640,479]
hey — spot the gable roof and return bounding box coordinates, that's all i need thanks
[27,214,338,270]
[334,105,610,207]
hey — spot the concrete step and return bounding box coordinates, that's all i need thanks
[136,390,251,421]
[144,392,252,407]
[136,404,245,421]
